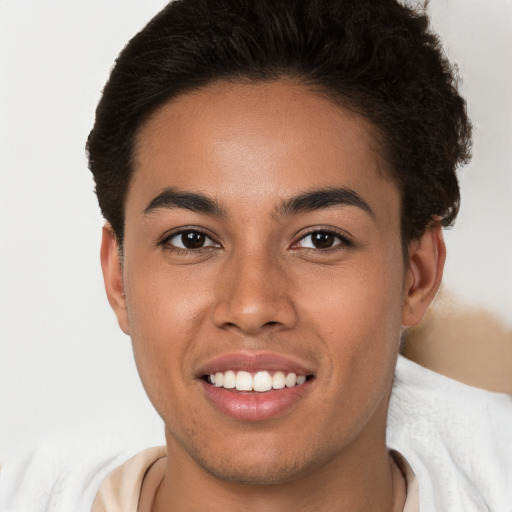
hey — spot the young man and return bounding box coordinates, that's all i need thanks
[2,0,511,510]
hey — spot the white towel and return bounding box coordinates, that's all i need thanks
[388,355,512,511]
[0,422,165,512]
[1,356,510,511]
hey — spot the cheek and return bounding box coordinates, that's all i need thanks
[300,251,403,334]
[125,253,211,338]
[295,252,404,383]
[123,259,212,406]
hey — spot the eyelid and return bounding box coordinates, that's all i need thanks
[158,226,220,249]
[291,227,353,250]
[157,225,352,253]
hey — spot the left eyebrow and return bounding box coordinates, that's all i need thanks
[144,187,227,216]
[276,187,375,218]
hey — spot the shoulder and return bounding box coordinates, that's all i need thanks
[388,355,512,512]
[0,428,163,512]
[91,446,166,512]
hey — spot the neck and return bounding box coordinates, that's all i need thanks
[153,427,405,512]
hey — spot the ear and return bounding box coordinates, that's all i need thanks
[402,225,446,327]
[100,224,130,334]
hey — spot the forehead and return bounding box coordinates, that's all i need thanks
[129,80,398,222]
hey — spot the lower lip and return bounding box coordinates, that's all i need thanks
[199,379,312,421]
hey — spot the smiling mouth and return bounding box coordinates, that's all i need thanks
[203,370,314,392]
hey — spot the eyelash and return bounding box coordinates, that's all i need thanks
[159,227,353,254]
[159,228,220,255]
[292,228,353,252]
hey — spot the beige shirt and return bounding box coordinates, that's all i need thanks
[91,446,419,512]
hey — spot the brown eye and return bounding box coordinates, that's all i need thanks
[310,232,336,249]
[165,230,218,250]
[296,230,350,250]
[181,231,206,249]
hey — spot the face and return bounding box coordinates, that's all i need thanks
[103,81,439,485]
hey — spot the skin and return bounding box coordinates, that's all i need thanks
[101,81,445,511]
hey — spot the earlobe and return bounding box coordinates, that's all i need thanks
[100,224,130,334]
[402,225,446,327]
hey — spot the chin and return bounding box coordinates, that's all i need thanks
[182,432,334,486]
[198,453,314,486]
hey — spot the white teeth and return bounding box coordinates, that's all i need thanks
[235,371,253,391]
[272,371,286,389]
[285,372,297,387]
[209,370,308,391]
[253,371,273,392]
[223,370,236,389]
[214,372,223,388]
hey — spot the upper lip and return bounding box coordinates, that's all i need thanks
[196,351,316,377]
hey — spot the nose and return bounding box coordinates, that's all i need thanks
[212,250,298,335]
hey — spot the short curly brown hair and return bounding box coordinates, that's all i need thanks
[87,0,471,247]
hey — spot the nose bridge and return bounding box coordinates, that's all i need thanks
[213,243,296,333]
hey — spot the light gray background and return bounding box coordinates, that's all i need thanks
[1,1,511,461]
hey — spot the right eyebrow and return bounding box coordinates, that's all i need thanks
[143,188,228,217]
[276,187,375,219]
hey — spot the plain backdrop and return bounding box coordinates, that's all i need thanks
[1,0,511,462]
